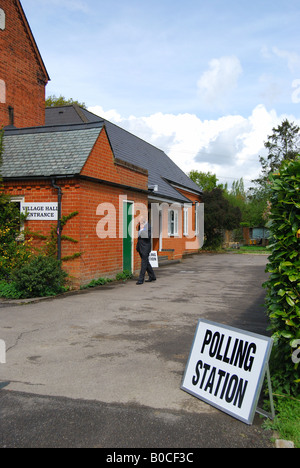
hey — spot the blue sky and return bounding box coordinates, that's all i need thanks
[21,0,300,188]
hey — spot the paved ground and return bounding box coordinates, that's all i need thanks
[0,253,274,448]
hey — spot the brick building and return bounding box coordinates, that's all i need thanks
[1,0,203,287]
[0,0,49,127]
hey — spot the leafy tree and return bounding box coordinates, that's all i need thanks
[202,188,242,249]
[224,178,267,227]
[189,170,228,191]
[45,94,87,109]
[253,119,300,189]
[189,171,219,191]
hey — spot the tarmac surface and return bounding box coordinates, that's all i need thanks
[0,253,275,449]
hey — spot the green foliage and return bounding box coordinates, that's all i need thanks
[0,127,3,175]
[202,188,242,249]
[263,396,300,448]
[81,270,133,290]
[12,255,68,298]
[81,277,113,289]
[115,270,133,281]
[0,280,23,299]
[225,179,268,227]
[26,211,82,260]
[0,196,30,279]
[188,171,223,192]
[45,95,87,109]
[263,158,300,397]
[189,171,268,232]
[253,119,300,190]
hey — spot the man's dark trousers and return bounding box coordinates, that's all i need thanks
[136,222,156,283]
[138,251,156,283]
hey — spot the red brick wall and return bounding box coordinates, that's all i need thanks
[3,128,202,286]
[0,0,48,128]
[3,130,149,287]
[156,188,203,260]
[79,180,147,285]
[4,178,148,287]
[81,127,148,191]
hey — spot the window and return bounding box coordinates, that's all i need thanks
[0,79,5,104]
[0,9,5,31]
[183,207,189,236]
[195,202,199,236]
[168,209,178,236]
[10,197,25,240]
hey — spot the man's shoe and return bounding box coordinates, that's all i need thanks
[136,281,143,285]
[145,278,156,282]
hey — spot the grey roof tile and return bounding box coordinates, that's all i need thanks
[2,126,102,178]
[46,106,203,202]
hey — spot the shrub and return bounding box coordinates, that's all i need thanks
[0,196,30,279]
[264,158,300,397]
[0,280,23,299]
[115,270,133,281]
[81,277,112,289]
[12,255,68,298]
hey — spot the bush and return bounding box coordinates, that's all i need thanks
[115,270,133,281]
[264,158,300,397]
[0,195,30,279]
[12,255,68,298]
[0,280,23,299]
[81,277,112,289]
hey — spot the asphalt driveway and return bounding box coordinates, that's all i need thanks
[0,253,274,448]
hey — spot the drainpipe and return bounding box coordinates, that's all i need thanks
[51,179,62,262]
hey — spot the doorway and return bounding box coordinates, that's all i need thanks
[123,201,133,272]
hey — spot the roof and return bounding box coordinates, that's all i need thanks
[2,123,102,178]
[45,106,202,202]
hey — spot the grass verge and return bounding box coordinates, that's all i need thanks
[263,395,300,448]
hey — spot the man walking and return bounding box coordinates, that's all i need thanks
[136,218,156,285]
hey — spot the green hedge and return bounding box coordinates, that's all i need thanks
[264,158,300,396]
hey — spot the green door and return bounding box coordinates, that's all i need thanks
[123,201,133,272]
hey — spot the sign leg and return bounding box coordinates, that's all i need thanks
[256,365,275,420]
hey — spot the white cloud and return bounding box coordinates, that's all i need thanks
[292,79,300,104]
[88,103,299,190]
[89,105,123,123]
[197,56,243,109]
[272,47,300,74]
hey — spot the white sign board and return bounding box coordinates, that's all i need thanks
[21,203,58,221]
[181,319,273,425]
[0,9,6,30]
[0,339,5,364]
[149,251,159,268]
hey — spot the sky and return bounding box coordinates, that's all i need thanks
[21,0,300,189]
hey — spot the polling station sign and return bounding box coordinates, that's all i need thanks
[181,319,273,425]
[149,251,159,268]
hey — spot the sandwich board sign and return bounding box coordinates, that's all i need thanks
[149,251,159,268]
[181,319,274,425]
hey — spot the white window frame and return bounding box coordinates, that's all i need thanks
[10,196,25,240]
[195,202,199,236]
[168,209,179,237]
[183,206,189,237]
